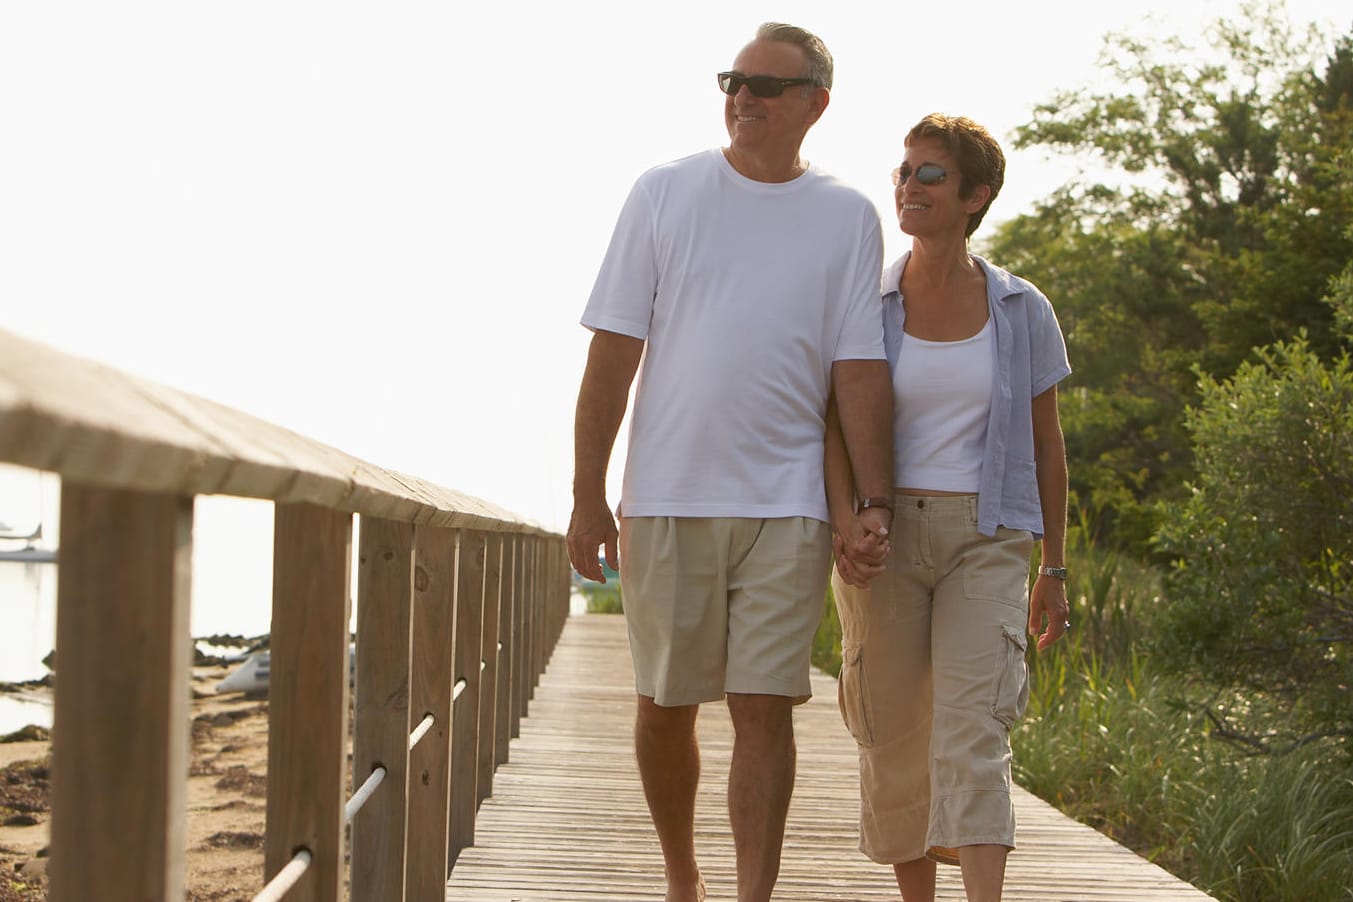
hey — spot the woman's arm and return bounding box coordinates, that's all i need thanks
[1029,384,1070,650]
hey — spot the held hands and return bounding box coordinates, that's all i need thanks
[567,494,618,583]
[1029,573,1070,651]
[833,507,892,589]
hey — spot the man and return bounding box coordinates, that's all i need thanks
[567,22,893,902]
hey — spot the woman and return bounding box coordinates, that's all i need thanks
[826,113,1072,902]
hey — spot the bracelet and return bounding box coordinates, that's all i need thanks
[1038,565,1068,580]
[858,496,894,515]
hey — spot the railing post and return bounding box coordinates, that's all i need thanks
[527,536,541,702]
[530,543,546,692]
[266,502,353,902]
[49,483,193,902]
[510,533,527,739]
[495,535,516,766]
[351,516,416,900]
[448,530,486,868]
[476,533,504,805]
[549,538,568,651]
[405,524,458,899]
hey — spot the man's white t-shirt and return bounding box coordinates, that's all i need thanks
[581,148,884,522]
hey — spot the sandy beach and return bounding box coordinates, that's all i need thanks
[0,663,275,901]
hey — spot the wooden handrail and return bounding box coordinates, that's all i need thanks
[0,329,553,533]
[0,328,570,902]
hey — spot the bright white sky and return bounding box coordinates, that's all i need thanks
[0,1,1345,639]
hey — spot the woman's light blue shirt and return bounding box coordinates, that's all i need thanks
[882,252,1071,538]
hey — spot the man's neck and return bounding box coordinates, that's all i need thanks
[722,146,807,183]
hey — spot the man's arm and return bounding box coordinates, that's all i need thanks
[568,329,644,582]
[830,357,895,546]
[825,395,885,587]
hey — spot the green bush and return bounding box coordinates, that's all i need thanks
[811,582,843,677]
[1154,337,1353,748]
[577,581,623,614]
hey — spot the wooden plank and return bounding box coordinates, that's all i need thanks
[48,483,192,902]
[351,516,416,901]
[476,533,504,806]
[447,530,487,867]
[447,615,1217,901]
[406,525,459,900]
[0,328,550,535]
[266,503,353,902]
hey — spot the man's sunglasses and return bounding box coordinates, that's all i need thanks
[717,72,817,98]
[892,162,948,186]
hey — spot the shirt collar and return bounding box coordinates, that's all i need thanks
[881,250,1021,303]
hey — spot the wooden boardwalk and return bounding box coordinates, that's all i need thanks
[447,614,1214,901]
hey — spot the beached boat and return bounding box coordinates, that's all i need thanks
[216,649,272,695]
[215,644,357,695]
[0,518,57,563]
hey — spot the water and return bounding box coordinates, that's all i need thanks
[0,472,280,733]
[0,467,576,735]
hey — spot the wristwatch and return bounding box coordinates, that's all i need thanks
[1038,565,1068,580]
[858,496,894,515]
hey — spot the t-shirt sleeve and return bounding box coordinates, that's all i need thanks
[832,208,886,361]
[580,179,658,340]
[1028,286,1072,397]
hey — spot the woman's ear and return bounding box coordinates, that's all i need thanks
[965,183,992,213]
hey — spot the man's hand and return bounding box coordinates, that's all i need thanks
[568,494,618,583]
[833,509,891,589]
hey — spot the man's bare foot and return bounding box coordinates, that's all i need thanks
[664,874,707,902]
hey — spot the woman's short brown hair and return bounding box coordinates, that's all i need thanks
[905,113,1005,237]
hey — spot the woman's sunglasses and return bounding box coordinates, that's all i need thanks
[891,163,948,186]
[717,72,816,98]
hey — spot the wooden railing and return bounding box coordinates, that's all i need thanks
[0,328,570,901]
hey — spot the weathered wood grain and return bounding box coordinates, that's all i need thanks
[266,503,353,902]
[352,516,417,900]
[48,484,193,902]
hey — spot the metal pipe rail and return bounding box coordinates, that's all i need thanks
[0,328,571,901]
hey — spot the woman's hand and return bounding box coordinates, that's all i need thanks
[1029,573,1070,651]
[832,512,890,589]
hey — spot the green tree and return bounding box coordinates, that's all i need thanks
[982,4,1353,549]
[1154,337,1353,749]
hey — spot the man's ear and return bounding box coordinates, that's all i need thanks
[807,86,830,125]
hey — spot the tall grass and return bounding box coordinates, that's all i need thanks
[1017,514,1353,900]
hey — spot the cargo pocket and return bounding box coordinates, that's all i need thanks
[837,642,875,746]
[989,626,1029,729]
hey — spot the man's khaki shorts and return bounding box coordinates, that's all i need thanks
[618,516,831,707]
[832,494,1033,865]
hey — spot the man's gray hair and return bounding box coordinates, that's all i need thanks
[755,22,833,90]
